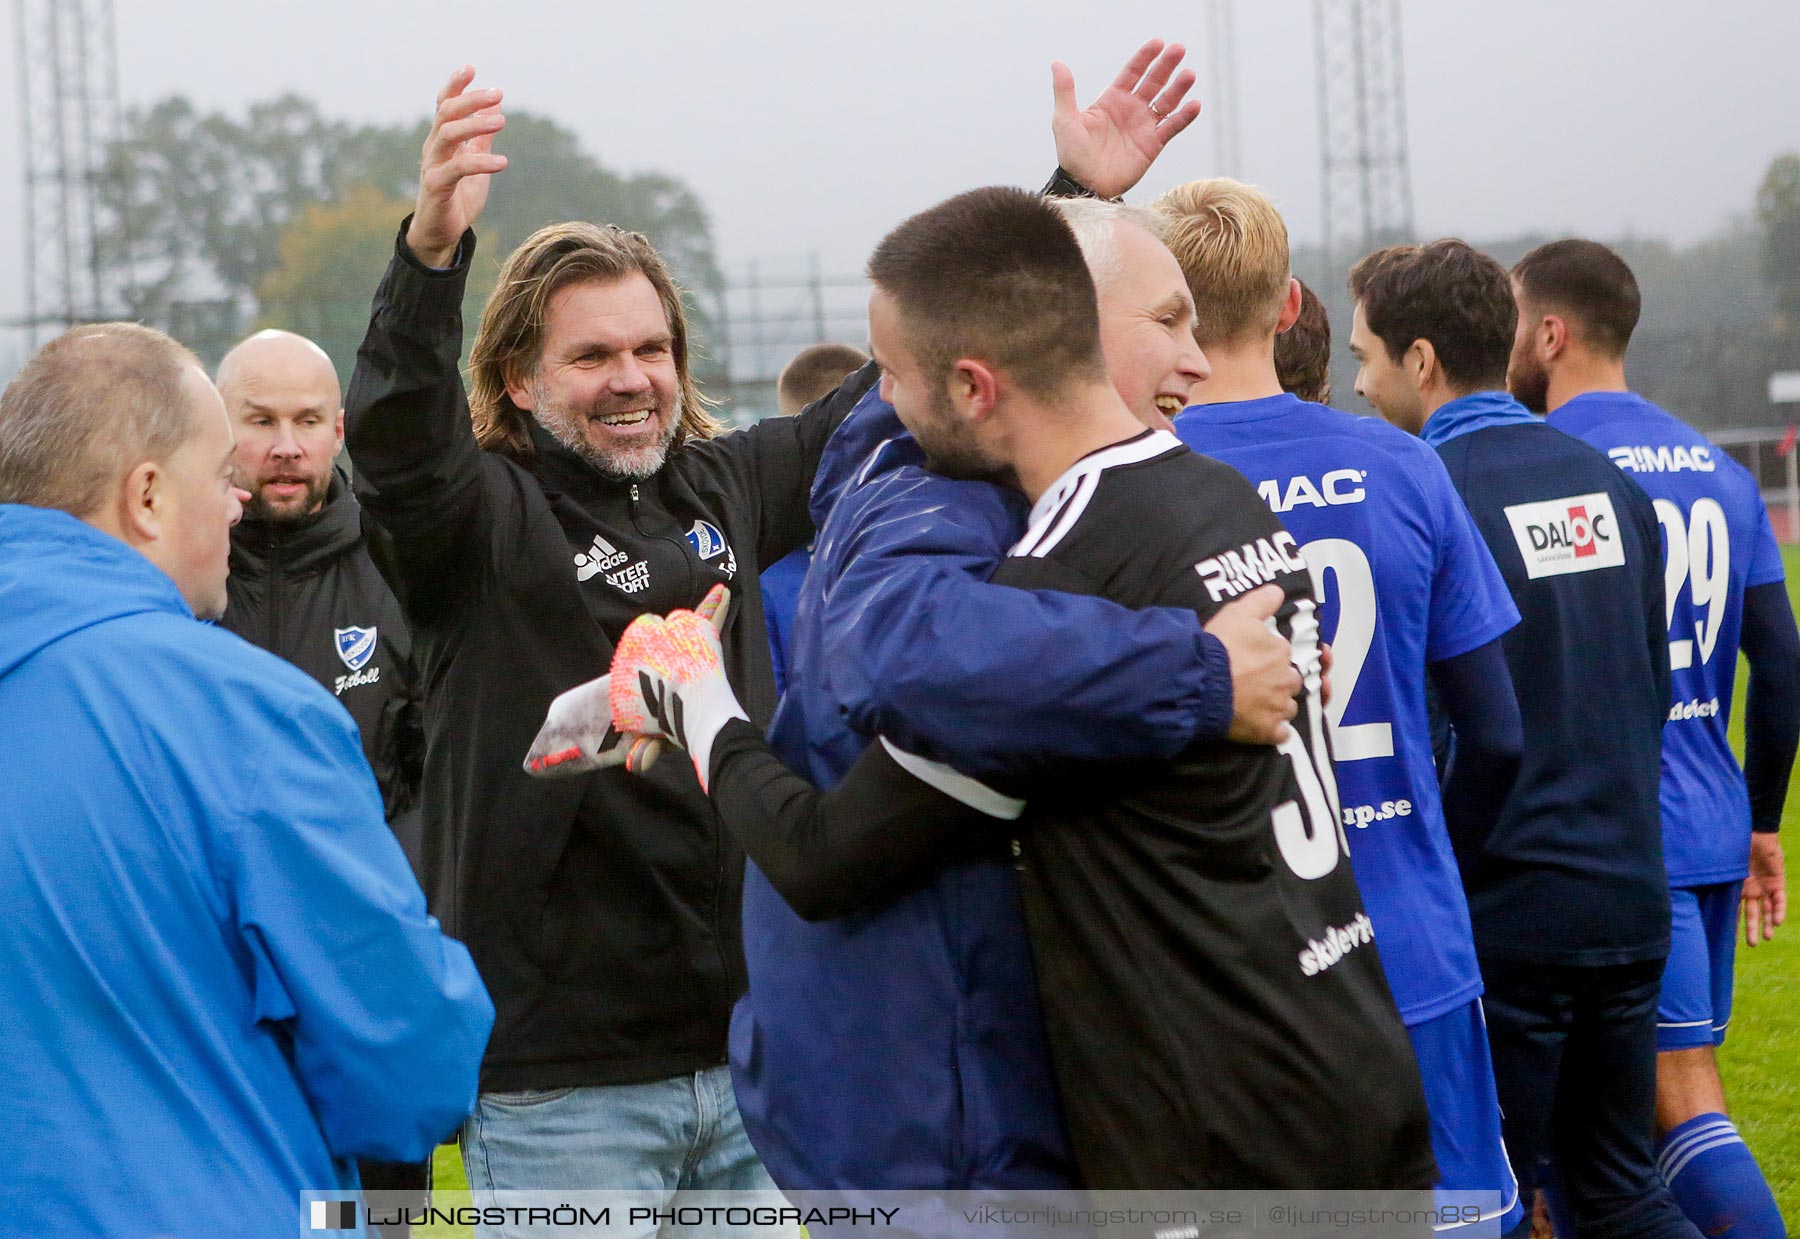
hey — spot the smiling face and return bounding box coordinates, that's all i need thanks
[1349,301,1426,434]
[514,273,682,479]
[1094,220,1212,429]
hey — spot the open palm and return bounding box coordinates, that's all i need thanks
[1052,38,1203,200]
[406,65,509,267]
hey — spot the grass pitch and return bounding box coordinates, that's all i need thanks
[1718,543,1800,1218]
[421,547,1800,1232]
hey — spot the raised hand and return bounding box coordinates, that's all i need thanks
[405,65,508,268]
[1052,38,1203,201]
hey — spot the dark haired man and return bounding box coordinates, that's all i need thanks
[1513,238,1797,1239]
[1350,239,1700,1239]
[607,187,1435,1192]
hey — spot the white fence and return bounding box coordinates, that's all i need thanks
[1709,426,1800,545]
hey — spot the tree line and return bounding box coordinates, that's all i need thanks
[95,95,725,384]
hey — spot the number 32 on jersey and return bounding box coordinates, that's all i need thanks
[1267,540,1385,880]
[1298,538,1392,761]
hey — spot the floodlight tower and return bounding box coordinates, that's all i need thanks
[14,0,128,344]
[1313,0,1415,273]
[1206,0,1242,178]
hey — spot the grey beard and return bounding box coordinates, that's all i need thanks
[536,391,682,481]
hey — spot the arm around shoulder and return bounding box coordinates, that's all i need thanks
[829,489,1233,780]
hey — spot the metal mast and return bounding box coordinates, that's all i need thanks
[15,0,128,345]
[1206,0,1242,178]
[1314,0,1415,274]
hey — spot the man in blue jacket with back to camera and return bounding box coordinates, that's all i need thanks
[0,323,492,1239]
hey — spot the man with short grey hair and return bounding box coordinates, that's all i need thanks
[1048,195,1211,428]
[0,323,492,1238]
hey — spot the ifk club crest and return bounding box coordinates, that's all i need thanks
[334,626,378,672]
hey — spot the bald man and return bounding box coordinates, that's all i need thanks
[218,330,421,846]
[217,329,432,1225]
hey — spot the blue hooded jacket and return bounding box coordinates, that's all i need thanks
[0,506,493,1238]
[729,393,1231,1190]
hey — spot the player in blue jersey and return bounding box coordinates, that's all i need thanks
[1510,239,1800,1239]
[1156,178,1526,1233]
[1349,238,1702,1239]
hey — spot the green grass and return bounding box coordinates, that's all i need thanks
[415,549,1800,1228]
[1718,542,1800,1218]
[419,1145,469,1239]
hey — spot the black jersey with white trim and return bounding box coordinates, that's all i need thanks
[993,430,1433,1190]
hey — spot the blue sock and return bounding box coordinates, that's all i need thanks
[1657,1112,1786,1239]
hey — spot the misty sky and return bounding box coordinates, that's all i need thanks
[2,0,1797,329]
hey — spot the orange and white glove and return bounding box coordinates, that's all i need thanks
[523,585,733,780]
[609,584,746,791]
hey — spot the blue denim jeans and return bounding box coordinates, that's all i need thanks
[459,1065,782,1238]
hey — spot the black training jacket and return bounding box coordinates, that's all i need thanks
[344,226,870,1092]
[221,468,424,841]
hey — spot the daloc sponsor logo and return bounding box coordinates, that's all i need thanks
[1502,492,1626,579]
